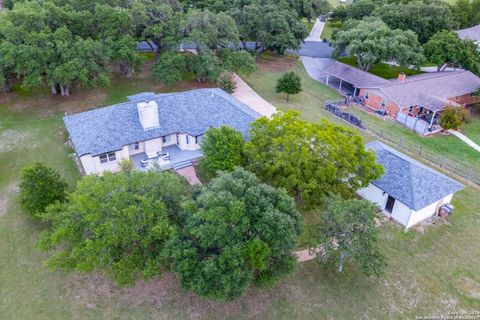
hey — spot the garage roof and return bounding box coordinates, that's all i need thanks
[367,141,464,211]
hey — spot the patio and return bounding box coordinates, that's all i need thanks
[131,144,203,171]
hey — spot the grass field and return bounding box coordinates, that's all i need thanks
[338,56,424,79]
[1,54,480,319]
[320,21,342,40]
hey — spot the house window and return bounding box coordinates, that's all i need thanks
[99,152,116,164]
[133,142,139,150]
[162,135,170,143]
[186,135,190,144]
[364,91,369,99]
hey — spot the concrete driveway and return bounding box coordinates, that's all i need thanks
[305,18,325,42]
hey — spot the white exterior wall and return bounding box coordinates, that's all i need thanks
[357,184,386,208]
[144,137,163,153]
[406,193,454,229]
[357,183,413,228]
[128,141,145,155]
[358,184,458,229]
[80,147,128,175]
[177,133,200,151]
[162,134,177,147]
[390,200,412,227]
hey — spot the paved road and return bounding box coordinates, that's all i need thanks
[305,18,325,42]
[137,40,334,59]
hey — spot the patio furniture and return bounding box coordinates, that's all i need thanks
[162,152,170,161]
[141,151,160,167]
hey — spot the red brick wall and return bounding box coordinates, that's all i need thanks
[448,93,478,106]
[359,89,401,118]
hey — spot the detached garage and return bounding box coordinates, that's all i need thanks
[358,141,464,229]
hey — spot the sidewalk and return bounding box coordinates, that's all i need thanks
[305,18,325,42]
[448,129,480,153]
[232,74,277,118]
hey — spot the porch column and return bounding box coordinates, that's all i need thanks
[326,74,329,86]
[353,87,357,97]
[338,79,343,92]
[429,111,436,128]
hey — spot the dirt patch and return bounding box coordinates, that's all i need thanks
[0,182,18,217]
[0,129,37,153]
[65,271,274,319]
[256,54,298,72]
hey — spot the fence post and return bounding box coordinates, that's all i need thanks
[440,157,444,168]
[399,137,403,148]
[466,167,472,184]
[419,145,423,156]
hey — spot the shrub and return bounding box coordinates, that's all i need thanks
[440,105,470,130]
[18,162,67,216]
[216,71,236,93]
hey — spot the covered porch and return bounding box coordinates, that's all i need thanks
[131,144,203,171]
[396,105,443,135]
[301,57,391,97]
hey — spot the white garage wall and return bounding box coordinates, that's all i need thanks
[390,200,412,227]
[406,193,454,228]
[357,184,387,208]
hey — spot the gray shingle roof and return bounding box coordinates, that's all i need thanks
[367,141,464,211]
[362,71,480,111]
[456,24,480,42]
[321,60,391,87]
[64,88,261,157]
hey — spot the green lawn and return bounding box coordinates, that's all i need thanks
[1,55,480,319]
[338,56,424,79]
[320,21,342,40]
[462,107,480,145]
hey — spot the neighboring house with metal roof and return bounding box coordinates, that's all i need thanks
[64,88,261,175]
[456,24,480,47]
[357,141,464,229]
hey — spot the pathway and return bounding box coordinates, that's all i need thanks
[448,129,480,153]
[175,166,202,186]
[305,18,325,42]
[232,74,277,118]
[294,249,317,262]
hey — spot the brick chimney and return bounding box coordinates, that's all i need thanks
[137,100,159,130]
[397,72,406,82]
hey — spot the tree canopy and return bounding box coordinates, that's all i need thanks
[332,18,425,71]
[38,171,190,285]
[199,125,246,179]
[18,162,68,217]
[244,111,384,205]
[170,168,303,300]
[275,71,302,101]
[373,0,458,44]
[424,30,480,75]
[451,0,480,29]
[310,195,387,276]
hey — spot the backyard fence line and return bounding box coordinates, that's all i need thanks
[367,124,480,187]
[324,101,480,187]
